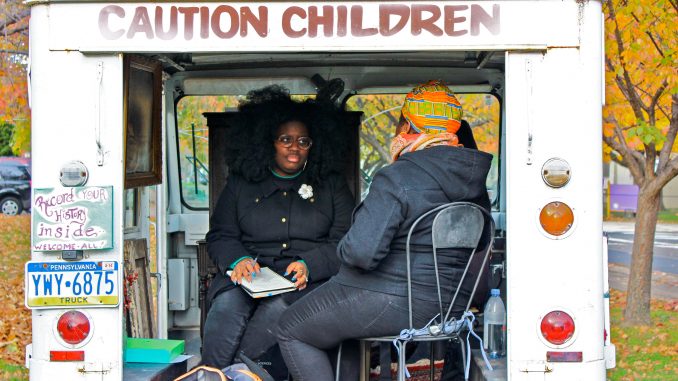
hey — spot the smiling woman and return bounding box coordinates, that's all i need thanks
[200,86,355,375]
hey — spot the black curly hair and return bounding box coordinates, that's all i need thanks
[224,85,348,186]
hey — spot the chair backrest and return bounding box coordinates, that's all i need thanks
[405,202,494,329]
[431,204,485,250]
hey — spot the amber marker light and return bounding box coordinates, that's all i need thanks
[539,202,574,236]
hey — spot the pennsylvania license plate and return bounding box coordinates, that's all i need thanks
[25,261,120,309]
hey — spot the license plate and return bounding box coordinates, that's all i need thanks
[25,261,120,309]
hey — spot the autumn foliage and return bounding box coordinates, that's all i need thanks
[0,0,30,156]
[603,0,678,325]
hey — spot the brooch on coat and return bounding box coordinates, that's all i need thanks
[298,184,313,200]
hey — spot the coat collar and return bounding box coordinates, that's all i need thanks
[258,170,309,199]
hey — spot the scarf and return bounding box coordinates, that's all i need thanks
[390,132,461,161]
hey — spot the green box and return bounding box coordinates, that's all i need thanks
[124,338,185,363]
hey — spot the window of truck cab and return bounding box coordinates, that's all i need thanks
[345,92,500,206]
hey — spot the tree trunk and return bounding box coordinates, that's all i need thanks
[623,188,660,325]
[658,189,666,211]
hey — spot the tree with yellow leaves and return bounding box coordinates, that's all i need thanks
[603,0,677,325]
[0,0,30,156]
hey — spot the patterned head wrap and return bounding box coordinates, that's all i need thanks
[401,80,463,134]
[390,80,464,161]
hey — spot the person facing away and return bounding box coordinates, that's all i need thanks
[276,80,493,381]
[201,86,355,370]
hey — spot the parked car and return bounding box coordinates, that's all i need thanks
[0,157,31,216]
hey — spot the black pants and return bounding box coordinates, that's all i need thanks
[277,281,439,381]
[201,287,290,369]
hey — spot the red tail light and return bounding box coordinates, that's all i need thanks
[57,311,91,345]
[541,310,575,345]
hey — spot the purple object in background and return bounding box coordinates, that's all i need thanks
[609,184,639,212]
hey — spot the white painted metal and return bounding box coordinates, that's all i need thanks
[602,237,616,369]
[504,1,605,379]
[46,1,581,53]
[28,4,125,380]
[168,259,190,310]
[155,183,169,339]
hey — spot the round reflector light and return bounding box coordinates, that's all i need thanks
[541,158,571,188]
[539,202,574,236]
[57,311,91,345]
[541,310,575,345]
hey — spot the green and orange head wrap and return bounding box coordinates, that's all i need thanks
[401,80,463,134]
[390,80,464,161]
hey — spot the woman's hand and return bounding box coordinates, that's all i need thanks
[231,258,261,284]
[285,261,308,290]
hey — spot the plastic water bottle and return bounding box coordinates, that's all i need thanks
[483,289,506,358]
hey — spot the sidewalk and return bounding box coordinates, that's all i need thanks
[608,263,678,300]
[603,220,678,300]
[603,220,678,233]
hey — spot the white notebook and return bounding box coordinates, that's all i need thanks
[227,267,297,298]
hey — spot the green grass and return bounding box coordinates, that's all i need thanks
[606,290,677,381]
[0,360,28,381]
[657,209,678,223]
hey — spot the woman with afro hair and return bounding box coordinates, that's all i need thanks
[201,85,355,371]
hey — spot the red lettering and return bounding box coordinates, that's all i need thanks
[282,7,307,38]
[99,5,125,39]
[127,7,153,39]
[178,7,199,40]
[98,3,499,42]
[241,6,268,37]
[444,5,468,37]
[200,7,210,39]
[211,5,238,38]
[411,4,443,36]
[308,6,334,38]
[350,5,378,37]
[379,4,409,36]
[471,4,500,36]
[336,6,348,37]
[155,6,177,40]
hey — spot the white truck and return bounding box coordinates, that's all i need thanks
[25,1,615,380]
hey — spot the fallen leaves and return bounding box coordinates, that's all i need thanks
[607,289,678,381]
[0,215,31,374]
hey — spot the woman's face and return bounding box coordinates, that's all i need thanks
[272,121,311,176]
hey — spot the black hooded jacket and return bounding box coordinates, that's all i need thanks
[333,145,492,309]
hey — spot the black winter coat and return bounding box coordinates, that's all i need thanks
[206,171,354,305]
[333,146,492,310]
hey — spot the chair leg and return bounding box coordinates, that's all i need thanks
[335,342,343,381]
[459,338,467,381]
[359,341,371,381]
[429,342,435,380]
[398,341,407,381]
[379,343,391,381]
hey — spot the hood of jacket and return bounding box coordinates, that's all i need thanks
[398,145,493,205]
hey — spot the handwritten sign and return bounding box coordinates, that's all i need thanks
[32,187,113,251]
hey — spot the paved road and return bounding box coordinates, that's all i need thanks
[607,231,678,274]
[604,222,678,300]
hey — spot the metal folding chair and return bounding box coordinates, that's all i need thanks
[348,202,495,381]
